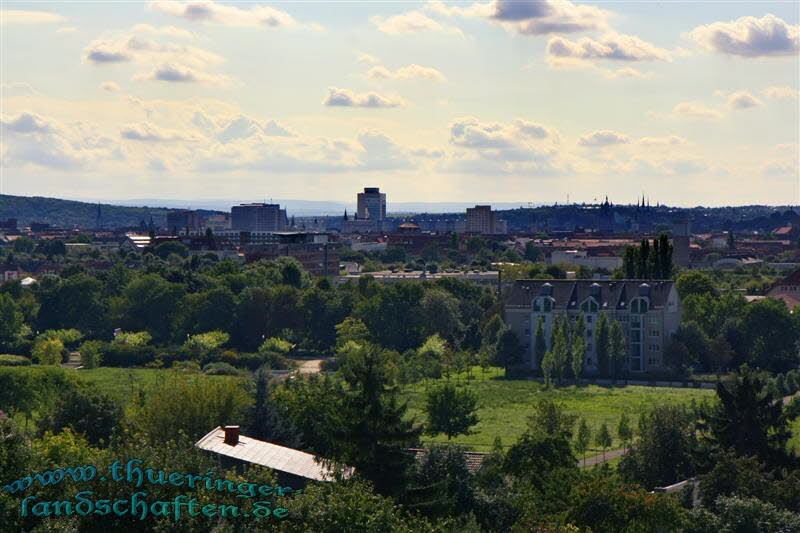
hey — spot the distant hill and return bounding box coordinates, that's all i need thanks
[0,194,221,229]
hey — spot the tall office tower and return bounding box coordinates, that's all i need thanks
[231,203,286,232]
[357,187,387,221]
[672,219,691,267]
[466,205,496,234]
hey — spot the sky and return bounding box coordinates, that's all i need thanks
[1,0,799,207]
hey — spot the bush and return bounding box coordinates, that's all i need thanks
[203,362,244,376]
[32,338,65,365]
[100,343,156,367]
[0,354,31,367]
[78,340,105,369]
[172,360,201,373]
[234,352,291,371]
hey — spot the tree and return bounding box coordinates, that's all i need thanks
[595,313,610,377]
[551,315,570,386]
[708,365,797,466]
[335,317,371,348]
[41,382,122,446]
[619,404,698,489]
[494,327,524,376]
[0,293,23,350]
[617,412,632,452]
[121,274,186,343]
[595,423,612,461]
[575,418,592,466]
[570,315,586,384]
[709,335,735,374]
[248,367,302,448]
[534,316,547,371]
[184,330,229,360]
[78,340,104,369]
[608,319,626,379]
[154,240,188,259]
[333,342,422,497]
[740,298,800,373]
[32,338,64,365]
[676,270,717,299]
[425,382,479,440]
[541,350,555,387]
[482,314,504,349]
[409,444,475,519]
[420,289,464,343]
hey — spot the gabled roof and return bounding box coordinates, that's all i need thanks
[505,279,676,310]
[196,427,350,482]
[408,448,489,474]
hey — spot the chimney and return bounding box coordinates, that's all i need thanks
[223,425,240,445]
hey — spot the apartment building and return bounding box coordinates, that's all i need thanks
[504,279,681,373]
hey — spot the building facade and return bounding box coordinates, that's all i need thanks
[504,279,681,373]
[166,210,201,235]
[466,205,496,234]
[356,187,386,222]
[231,203,287,232]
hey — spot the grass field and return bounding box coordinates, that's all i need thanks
[76,367,244,405]
[401,367,715,453]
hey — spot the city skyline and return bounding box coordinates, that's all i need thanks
[1,1,799,206]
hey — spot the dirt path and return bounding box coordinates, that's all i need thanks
[297,359,323,374]
[579,448,627,467]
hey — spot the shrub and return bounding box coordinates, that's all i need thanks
[172,360,201,373]
[32,338,65,365]
[100,343,156,367]
[234,352,291,371]
[0,354,31,367]
[203,362,243,376]
[78,340,105,369]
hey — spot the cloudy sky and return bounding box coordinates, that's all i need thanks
[1,1,798,207]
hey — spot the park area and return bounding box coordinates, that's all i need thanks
[400,368,716,454]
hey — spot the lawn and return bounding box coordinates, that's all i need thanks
[401,367,715,453]
[76,367,244,405]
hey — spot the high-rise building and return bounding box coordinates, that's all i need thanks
[357,187,386,221]
[672,220,691,267]
[466,205,496,234]
[231,203,287,232]
[166,210,201,235]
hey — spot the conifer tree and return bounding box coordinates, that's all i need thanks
[595,313,610,377]
[571,314,586,384]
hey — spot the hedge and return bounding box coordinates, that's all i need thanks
[0,355,32,367]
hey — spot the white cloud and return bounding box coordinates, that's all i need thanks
[372,11,463,36]
[0,10,65,25]
[323,87,404,108]
[428,0,609,36]
[149,0,320,30]
[131,24,195,39]
[100,81,122,93]
[546,56,650,80]
[726,90,762,110]
[134,63,232,85]
[669,101,724,119]
[763,85,799,100]
[1,112,52,134]
[57,26,78,33]
[121,122,197,142]
[689,14,799,57]
[358,53,381,65]
[546,32,672,62]
[367,64,446,82]
[578,130,630,147]
[638,135,689,146]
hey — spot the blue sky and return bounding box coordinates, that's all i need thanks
[1,1,798,206]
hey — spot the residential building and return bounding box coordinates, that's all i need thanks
[466,205,496,234]
[196,426,350,487]
[766,269,800,309]
[231,203,287,232]
[204,213,231,232]
[550,249,623,270]
[504,279,681,373]
[166,210,201,234]
[672,220,691,267]
[244,232,339,276]
[357,187,386,222]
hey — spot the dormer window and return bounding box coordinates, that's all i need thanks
[533,296,555,313]
[631,297,649,314]
[580,298,599,313]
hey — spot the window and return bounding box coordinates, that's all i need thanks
[533,297,555,313]
[631,297,649,314]
[587,315,593,324]
[581,298,599,313]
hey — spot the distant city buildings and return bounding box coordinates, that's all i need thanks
[231,203,287,232]
[357,187,386,222]
[466,205,507,235]
[166,210,201,235]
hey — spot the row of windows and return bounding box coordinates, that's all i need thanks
[647,344,661,351]
[532,297,650,314]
